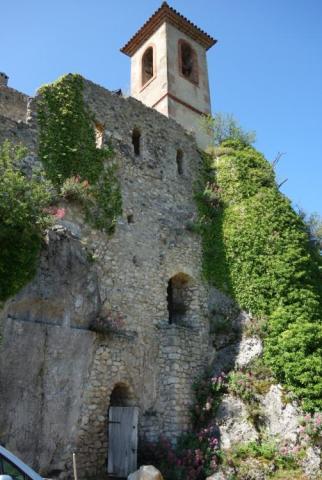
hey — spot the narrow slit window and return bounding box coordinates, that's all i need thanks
[132,128,141,156]
[176,149,183,175]
[142,47,154,86]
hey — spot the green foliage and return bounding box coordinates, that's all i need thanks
[227,361,276,428]
[0,141,52,301]
[140,430,221,480]
[223,439,302,479]
[201,113,256,146]
[191,372,227,428]
[228,370,258,403]
[61,175,90,202]
[196,139,322,411]
[38,74,105,186]
[299,412,322,444]
[84,166,122,233]
[37,74,122,232]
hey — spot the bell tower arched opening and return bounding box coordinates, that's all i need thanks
[179,40,199,85]
[142,46,154,87]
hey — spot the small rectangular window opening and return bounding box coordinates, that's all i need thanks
[95,123,105,149]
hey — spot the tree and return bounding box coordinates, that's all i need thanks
[201,112,256,146]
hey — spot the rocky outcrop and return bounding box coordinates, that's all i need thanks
[208,287,321,480]
[3,226,101,330]
[216,394,259,449]
[0,227,100,475]
[261,384,300,442]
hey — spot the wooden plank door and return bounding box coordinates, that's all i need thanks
[108,406,139,478]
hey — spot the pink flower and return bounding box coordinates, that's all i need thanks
[43,206,66,219]
[54,208,66,219]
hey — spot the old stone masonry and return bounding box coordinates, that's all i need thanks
[0,70,212,477]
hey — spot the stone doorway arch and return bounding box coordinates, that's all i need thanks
[110,382,136,407]
[107,383,138,478]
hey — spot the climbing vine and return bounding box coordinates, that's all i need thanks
[195,139,322,411]
[0,140,52,302]
[37,74,122,232]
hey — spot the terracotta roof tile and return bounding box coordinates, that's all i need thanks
[121,2,217,56]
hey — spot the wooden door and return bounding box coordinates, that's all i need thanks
[108,406,139,478]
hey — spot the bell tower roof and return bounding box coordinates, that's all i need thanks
[121,2,217,57]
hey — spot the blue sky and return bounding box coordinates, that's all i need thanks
[2,0,321,215]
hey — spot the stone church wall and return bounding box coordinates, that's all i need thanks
[0,78,210,479]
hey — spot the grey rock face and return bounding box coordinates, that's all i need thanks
[216,395,259,449]
[235,336,263,368]
[233,459,274,480]
[4,228,101,329]
[261,384,299,443]
[0,319,96,476]
[303,446,321,479]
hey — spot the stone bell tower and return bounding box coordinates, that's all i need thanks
[121,2,216,149]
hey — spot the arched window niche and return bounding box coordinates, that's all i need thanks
[167,273,194,326]
[178,40,199,85]
[141,46,154,87]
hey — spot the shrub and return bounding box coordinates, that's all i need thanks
[84,166,122,233]
[139,429,221,480]
[61,175,90,202]
[191,373,227,428]
[0,141,52,301]
[299,413,322,445]
[228,370,257,403]
[223,439,301,479]
[201,113,256,147]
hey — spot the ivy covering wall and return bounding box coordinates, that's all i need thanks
[196,139,322,411]
[37,74,122,233]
